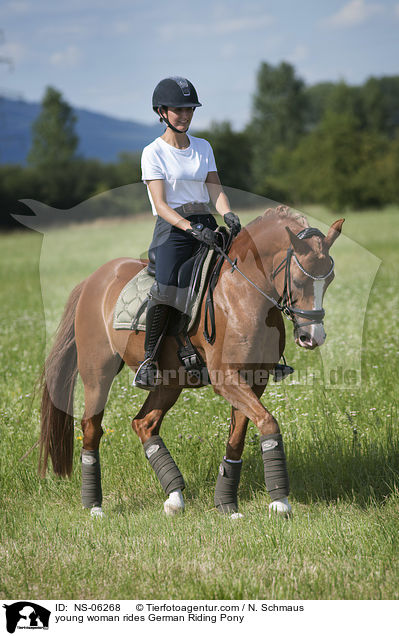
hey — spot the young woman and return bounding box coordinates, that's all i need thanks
[134,76,241,390]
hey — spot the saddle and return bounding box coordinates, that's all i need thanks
[113,241,216,333]
[113,230,230,380]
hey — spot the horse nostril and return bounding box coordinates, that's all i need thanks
[299,334,309,344]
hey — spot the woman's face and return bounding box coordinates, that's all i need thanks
[163,106,194,132]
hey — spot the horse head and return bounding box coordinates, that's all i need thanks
[272,218,344,350]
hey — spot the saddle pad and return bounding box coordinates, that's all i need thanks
[113,249,215,332]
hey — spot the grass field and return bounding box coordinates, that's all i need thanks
[1,205,398,600]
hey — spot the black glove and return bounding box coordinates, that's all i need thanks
[224,212,241,236]
[186,222,219,248]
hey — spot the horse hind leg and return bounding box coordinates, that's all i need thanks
[80,359,120,517]
[80,410,105,517]
[132,386,184,516]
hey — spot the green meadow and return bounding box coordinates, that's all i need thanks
[1,206,398,600]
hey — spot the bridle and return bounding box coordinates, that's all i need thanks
[214,226,335,329]
[271,227,335,328]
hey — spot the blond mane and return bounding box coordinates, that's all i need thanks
[263,205,309,229]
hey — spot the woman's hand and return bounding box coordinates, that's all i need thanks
[186,222,219,248]
[223,212,241,236]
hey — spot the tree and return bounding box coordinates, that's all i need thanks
[361,76,399,138]
[249,61,307,197]
[377,135,399,204]
[269,109,394,209]
[324,81,363,122]
[303,82,337,130]
[195,121,253,192]
[28,86,79,205]
[28,86,78,168]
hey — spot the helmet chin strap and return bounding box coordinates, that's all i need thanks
[158,107,190,134]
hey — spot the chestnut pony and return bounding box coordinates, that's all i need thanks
[39,206,344,517]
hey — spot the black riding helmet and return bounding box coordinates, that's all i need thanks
[152,76,202,133]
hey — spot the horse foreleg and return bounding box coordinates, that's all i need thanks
[214,406,246,517]
[215,383,266,517]
[132,386,184,515]
[212,369,291,517]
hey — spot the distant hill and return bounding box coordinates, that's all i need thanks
[0,96,164,164]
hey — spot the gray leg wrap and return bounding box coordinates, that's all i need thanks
[81,449,102,509]
[260,433,290,501]
[214,458,242,514]
[143,435,185,495]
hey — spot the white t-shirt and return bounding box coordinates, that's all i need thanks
[141,134,217,215]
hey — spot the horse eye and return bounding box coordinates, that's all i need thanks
[293,278,305,289]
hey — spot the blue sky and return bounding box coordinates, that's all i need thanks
[1,0,398,129]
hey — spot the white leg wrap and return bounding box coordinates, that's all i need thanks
[163,489,185,516]
[268,497,292,518]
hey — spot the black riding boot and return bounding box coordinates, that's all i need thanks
[134,303,170,391]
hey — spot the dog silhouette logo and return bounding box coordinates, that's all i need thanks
[3,602,50,633]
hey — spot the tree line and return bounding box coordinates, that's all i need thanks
[1,63,399,229]
[198,63,399,210]
[0,87,145,228]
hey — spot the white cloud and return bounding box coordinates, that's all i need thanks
[215,14,274,35]
[219,42,237,60]
[0,40,26,66]
[112,20,132,35]
[37,22,93,38]
[324,0,384,27]
[50,45,81,68]
[159,13,273,41]
[286,44,309,64]
[0,1,32,16]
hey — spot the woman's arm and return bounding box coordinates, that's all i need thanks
[205,171,232,217]
[206,171,241,235]
[147,180,191,231]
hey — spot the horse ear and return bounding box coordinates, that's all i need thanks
[285,226,310,255]
[324,218,345,251]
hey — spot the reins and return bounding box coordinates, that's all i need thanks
[204,226,335,343]
[203,228,233,344]
[213,244,283,310]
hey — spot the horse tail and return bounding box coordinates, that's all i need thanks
[38,281,85,478]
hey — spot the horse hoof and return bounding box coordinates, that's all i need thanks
[230,512,244,520]
[268,498,292,518]
[163,490,185,516]
[90,506,104,518]
[163,501,185,516]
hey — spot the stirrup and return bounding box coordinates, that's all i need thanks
[133,358,161,391]
[176,332,211,385]
[273,360,294,382]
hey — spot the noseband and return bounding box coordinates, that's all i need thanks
[271,227,335,327]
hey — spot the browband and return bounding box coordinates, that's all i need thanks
[296,227,325,240]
